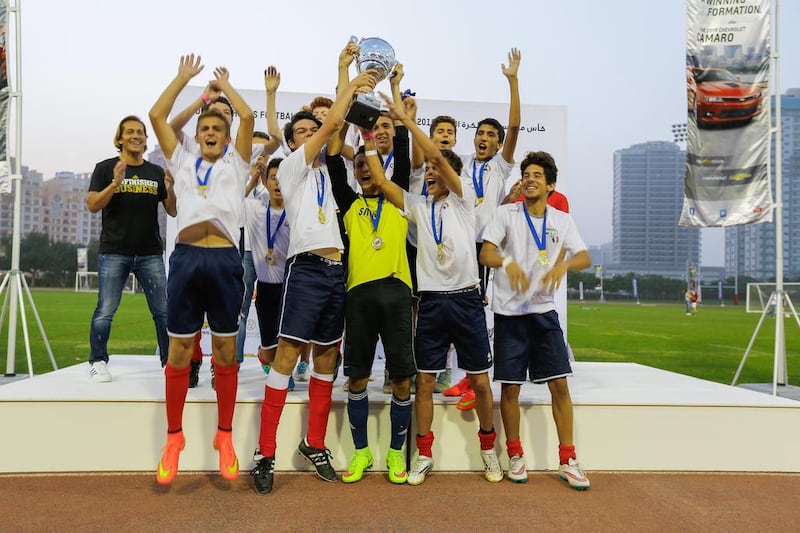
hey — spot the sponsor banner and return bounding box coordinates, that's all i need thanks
[681,0,772,227]
[0,1,9,194]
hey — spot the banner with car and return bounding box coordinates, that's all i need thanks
[680,0,772,227]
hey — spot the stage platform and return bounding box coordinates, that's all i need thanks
[1,355,799,474]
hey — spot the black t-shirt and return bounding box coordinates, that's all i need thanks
[89,157,167,255]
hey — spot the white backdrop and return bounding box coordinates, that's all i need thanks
[163,86,568,357]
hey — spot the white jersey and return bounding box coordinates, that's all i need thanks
[244,191,290,284]
[168,143,247,245]
[482,204,587,316]
[460,153,514,241]
[277,145,344,258]
[182,136,262,249]
[403,188,480,292]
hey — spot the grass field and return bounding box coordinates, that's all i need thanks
[1,289,798,385]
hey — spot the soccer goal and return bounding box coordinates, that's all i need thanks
[745,282,800,313]
[74,272,137,293]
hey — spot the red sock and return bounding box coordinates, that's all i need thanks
[191,332,202,363]
[559,444,576,465]
[214,362,238,431]
[306,376,333,449]
[416,432,434,457]
[259,384,289,456]
[478,428,496,451]
[164,363,190,433]
[507,438,524,458]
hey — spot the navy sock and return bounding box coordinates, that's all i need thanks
[347,388,369,449]
[390,394,412,450]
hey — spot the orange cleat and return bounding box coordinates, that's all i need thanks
[213,430,239,480]
[156,431,185,485]
[443,376,472,397]
[456,389,476,411]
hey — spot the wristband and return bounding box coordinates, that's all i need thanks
[200,92,211,105]
[362,131,375,141]
[501,256,513,269]
[364,150,379,157]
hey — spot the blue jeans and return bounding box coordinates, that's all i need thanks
[89,253,169,365]
[236,250,257,364]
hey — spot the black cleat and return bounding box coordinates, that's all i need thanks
[250,450,275,495]
[189,359,201,388]
[297,439,338,482]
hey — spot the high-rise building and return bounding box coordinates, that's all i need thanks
[725,89,800,280]
[612,141,701,278]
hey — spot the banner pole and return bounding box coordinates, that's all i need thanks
[770,0,786,394]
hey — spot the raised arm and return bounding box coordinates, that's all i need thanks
[264,66,284,147]
[389,65,412,191]
[167,81,221,145]
[300,70,377,166]
[327,150,358,214]
[364,130,405,211]
[162,169,177,216]
[501,48,521,165]
[338,39,358,97]
[149,54,204,161]
[212,67,254,164]
[379,91,462,198]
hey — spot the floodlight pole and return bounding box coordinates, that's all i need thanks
[1,0,56,377]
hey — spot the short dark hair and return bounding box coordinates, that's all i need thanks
[266,157,283,172]
[429,115,457,137]
[253,130,270,140]
[283,111,322,150]
[520,151,558,185]
[440,149,463,175]
[196,109,231,138]
[114,115,147,152]
[202,95,233,118]
[476,118,505,144]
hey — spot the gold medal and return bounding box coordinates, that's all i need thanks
[318,206,327,224]
[266,248,275,265]
[198,185,207,198]
[538,250,550,266]
[437,243,445,265]
[475,197,484,206]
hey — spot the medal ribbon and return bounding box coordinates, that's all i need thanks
[382,151,394,171]
[522,206,548,256]
[266,206,286,253]
[315,169,326,213]
[430,199,445,250]
[362,194,384,234]
[195,157,213,193]
[472,159,488,203]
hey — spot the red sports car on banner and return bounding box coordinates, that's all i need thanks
[687,67,763,127]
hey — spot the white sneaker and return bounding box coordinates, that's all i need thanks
[480,450,503,483]
[407,455,434,486]
[559,458,590,490]
[508,454,528,483]
[89,361,112,383]
[294,361,309,382]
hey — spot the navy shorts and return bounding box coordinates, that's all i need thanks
[493,311,573,383]
[167,244,244,336]
[255,281,282,350]
[278,253,345,346]
[344,277,415,380]
[415,287,492,373]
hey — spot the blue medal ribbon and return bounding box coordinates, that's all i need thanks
[472,159,488,203]
[382,151,394,172]
[195,157,212,196]
[522,206,548,263]
[266,206,286,255]
[431,199,445,261]
[363,194,384,234]
[316,170,325,209]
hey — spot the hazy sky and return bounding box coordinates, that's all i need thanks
[10,0,800,265]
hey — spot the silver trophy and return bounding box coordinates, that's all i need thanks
[345,36,397,129]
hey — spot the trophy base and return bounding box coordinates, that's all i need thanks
[345,98,382,129]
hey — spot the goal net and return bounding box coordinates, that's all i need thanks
[74,272,137,293]
[745,282,800,313]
